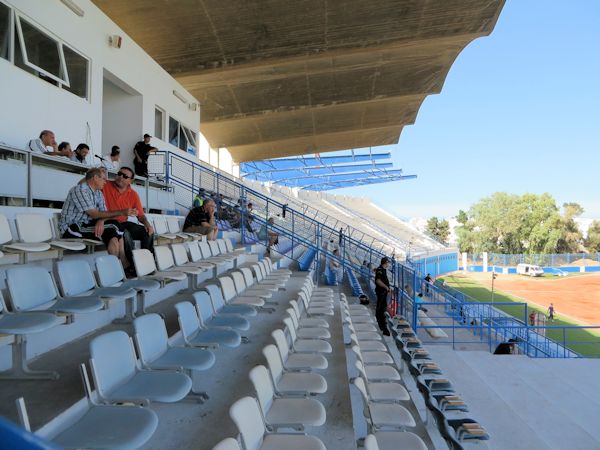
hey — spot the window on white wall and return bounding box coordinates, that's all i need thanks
[16,15,67,85]
[62,46,88,99]
[154,107,164,140]
[0,2,9,61]
[5,7,90,99]
[169,116,197,156]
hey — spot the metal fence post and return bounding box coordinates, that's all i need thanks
[26,152,32,207]
[315,223,321,285]
[240,186,246,245]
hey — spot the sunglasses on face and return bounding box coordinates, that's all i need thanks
[117,172,132,180]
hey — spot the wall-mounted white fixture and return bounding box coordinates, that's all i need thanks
[108,35,123,48]
[60,0,84,17]
[172,90,187,103]
[188,102,199,111]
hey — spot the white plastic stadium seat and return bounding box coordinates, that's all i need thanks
[354,360,410,403]
[218,276,265,308]
[6,266,104,315]
[56,258,137,321]
[289,300,329,329]
[262,345,327,396]
[16,213,86,253]
[212,437,242,450]
[352,377,416,430]
[271,329,328,371]
[0,213,50,260]
[286,307,330,339]
[16,364,159,450]
[132,248,187,282]
[249,365,326,430]
[151,216,179,242]
[230,271,273,300]
[204,284,257,317]
[193,291,250,331]
[166,216,196,240]
[175,301,241,348]
[364,432,428,450]
[172,243,214,272]
[282,317,332,354]
[89,330,192,404]
[229,396,326,450]
[0,292,63,380]
[133,313,215,397]
[95,254,161,317]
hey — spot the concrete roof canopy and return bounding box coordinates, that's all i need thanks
[92,0,505,162]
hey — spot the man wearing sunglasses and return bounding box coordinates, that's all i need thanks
[102,166,154,275]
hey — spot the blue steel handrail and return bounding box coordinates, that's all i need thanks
[158,150,386,274]
[156,149,392,263]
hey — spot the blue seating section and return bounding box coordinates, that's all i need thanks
[360,267,376,296]
[217,220,232,231]
[298,248,317,271]
[277,238,294,255]
[346,269,364,297]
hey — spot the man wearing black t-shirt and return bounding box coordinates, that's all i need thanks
[375,257,392,335]
[133,133,153,177]
[183,199,218,240]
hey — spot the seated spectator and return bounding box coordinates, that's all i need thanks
[330,248,343,284]
[28,130,73,157]
[59,167,134,269]
[58,141,72,155]
[101,146,121,170]
[70,143,90,165]
[183,199,218,240]
[102,167,154,276]
[192,188,206,208]
[257,217,279,256]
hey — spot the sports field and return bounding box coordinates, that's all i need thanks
[438,271,600,357]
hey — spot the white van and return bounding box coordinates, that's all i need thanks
[516,263,544,277]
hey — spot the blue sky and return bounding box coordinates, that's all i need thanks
[337,1,600,220]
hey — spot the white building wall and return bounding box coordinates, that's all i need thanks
[0,0,199,164]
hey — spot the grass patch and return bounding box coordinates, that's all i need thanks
[439,273,600,357]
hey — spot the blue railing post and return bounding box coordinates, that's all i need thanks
[315,223,321,284]
[240,186,246,245]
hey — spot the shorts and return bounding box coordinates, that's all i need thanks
[62,220,124,246]
[184,224,216,235]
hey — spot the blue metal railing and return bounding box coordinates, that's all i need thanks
[154,150,389,277]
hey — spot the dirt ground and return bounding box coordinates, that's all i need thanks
[465,272,600,326]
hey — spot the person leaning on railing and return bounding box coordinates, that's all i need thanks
[28,130,73,158]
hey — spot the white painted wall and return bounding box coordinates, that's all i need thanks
[101,77,142,168]
[0,0,199,165]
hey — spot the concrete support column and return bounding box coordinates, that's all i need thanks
[483,252,488,273]
[462,252,468,270]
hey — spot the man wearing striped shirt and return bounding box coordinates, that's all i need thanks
[59,167,135,269]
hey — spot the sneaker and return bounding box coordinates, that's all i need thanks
[382,329,391,337]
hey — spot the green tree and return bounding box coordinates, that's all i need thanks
[456,210,468,225]
[456,192,583,254]
[585,221,600,252]
[426,217,450,244]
